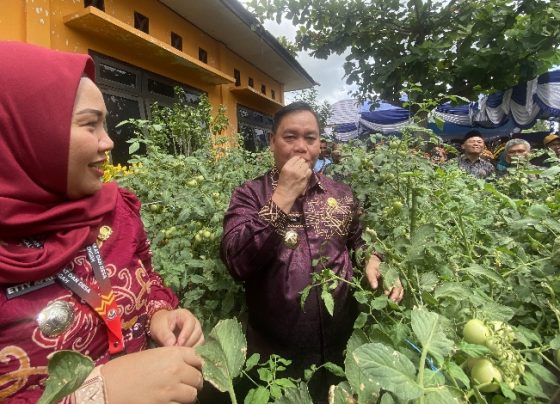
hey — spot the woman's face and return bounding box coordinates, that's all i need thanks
[67,78,113,199]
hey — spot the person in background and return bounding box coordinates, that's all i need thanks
[0,42,203,403]
[454,130,496,178]
[220,102,403,403]
[323,143,346,181]
[313,138,332,173]
[496,138,531,175]
[544,133,560,157]
[533,133,560,167]
[428,145,448,165]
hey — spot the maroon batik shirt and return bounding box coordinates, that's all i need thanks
[0,189,178,403]
[221,169,365,369]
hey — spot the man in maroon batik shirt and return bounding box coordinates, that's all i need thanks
[220,102,403,401]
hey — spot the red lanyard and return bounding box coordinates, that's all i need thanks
[23,239,125,355]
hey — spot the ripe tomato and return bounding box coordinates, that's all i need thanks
[471,358,502,393]
[463,319,489,345]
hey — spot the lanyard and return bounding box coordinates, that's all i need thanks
[21,239,125,355]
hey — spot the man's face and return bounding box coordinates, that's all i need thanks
[506,143,529,163]
[548,139,560,157]
[320,141,328,158]
[463,136,485,156]
[270,110,321,170]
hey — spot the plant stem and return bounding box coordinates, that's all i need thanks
[417,348,428,404]
[501,256,551,277]
[227,381,238,404]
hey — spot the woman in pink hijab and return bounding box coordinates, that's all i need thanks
[0,42,203,403]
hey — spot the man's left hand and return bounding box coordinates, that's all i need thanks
[365,255,404,303]
[149,308,205,348]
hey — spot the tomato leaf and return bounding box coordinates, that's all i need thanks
[38,351,94,404]
[353,342,423,401]
[272,383,313,404]
[446,361,470,388]
[321,289,335,316]
[197,318,246,392]
[245,386,270,404]
[329,382,355,404]
[411,308,454,364]
[525,362,558,385]
[323,361,345,377]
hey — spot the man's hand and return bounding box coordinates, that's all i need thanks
[365,255,404,303]
[272,156,313,213]
[149,308,204,348]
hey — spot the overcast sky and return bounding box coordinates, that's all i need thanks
[258,19,357,105]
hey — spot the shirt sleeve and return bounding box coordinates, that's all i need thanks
[220,184,286,281]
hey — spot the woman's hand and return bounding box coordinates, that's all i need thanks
[149,308,204,348]
[102,346,203,403]
[365,255,404,303]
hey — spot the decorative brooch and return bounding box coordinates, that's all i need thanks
[98,225,112,242]
[283,229,299,249]
[327,197,338,208]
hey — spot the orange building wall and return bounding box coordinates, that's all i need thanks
[0,0,285,140]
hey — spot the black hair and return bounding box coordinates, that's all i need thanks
[271,101,321,135]
[463,130,483,143]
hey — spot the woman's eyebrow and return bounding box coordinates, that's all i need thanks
[75,108,103,117]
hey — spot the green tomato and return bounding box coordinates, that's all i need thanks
[392,201,403,210]
[149,204,161,213]
[195,234,202,242]
[187,179,198,187]
[471,358,502,393]
[202,230,212,239]
[463,319,489,345]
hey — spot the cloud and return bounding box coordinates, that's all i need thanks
[261,20,357,104]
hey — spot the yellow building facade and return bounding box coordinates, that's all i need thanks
[0,0,315,163]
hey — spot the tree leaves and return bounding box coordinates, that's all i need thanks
[247,0,560,101]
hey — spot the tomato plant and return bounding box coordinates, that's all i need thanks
[106,94,560,402]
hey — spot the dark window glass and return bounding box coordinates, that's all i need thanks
[99,63,137,88]
[147,79,175,98]
[271,90,275,100]
[237,105,272,152]
[199,48,207,63]
[261,84,266,95]
[84,0,104,10]
[248,77,254,88]
[103,93,144,164]
[234,69,241,86]
[134,12,149,33]
[171,32,182,51]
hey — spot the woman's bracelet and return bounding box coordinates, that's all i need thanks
[71,365,107,404]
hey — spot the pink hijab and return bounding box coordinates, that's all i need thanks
[0,42,118,284]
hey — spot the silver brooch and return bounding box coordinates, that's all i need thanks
[284,230,299,249]
[37,300,75,337]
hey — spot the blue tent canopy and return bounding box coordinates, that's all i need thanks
[327,69,560,142]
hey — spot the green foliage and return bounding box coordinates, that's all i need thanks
[38,351,94,404]
[123,89,228,157]
[197,319,247,403]
[247,0,560,103]
[276,35,299,57]
[112,93,560,402]
[289,87,332,130]
[116,102,271,330]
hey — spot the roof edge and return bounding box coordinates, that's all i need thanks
[220,0,318,89]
